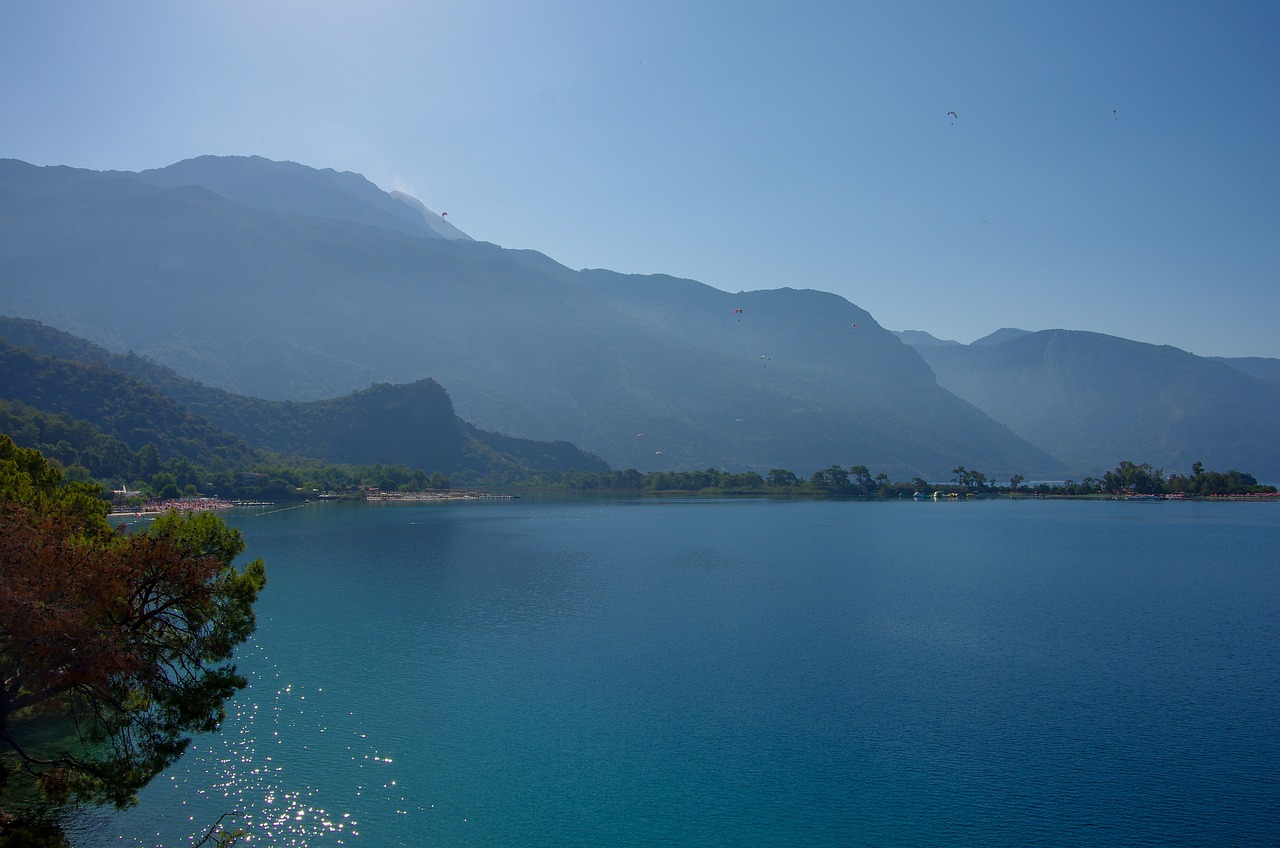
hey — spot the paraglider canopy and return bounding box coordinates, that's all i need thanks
[733,308,743,315]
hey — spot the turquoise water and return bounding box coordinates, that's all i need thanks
[75,498,1279,846]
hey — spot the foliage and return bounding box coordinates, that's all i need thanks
[1100,460,1164,495]
[0,399,463,501]
[0,341,257,471]
[532,459,1274,500]
[0,437,266,810]
[950,466,988,491]
[0,813,73,847]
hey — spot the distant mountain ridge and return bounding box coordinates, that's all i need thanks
[1208,356,1280,386]
[971,328,1033,346]
[24,154,1279,481]
[0,156,1063,479]
[133,155,471,241]
[893,330,962,348]
[16,153,1276,481]
[905,329,1280,482]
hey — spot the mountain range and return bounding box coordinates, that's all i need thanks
[2,154,1275,482]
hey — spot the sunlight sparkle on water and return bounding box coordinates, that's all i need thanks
[98,642,392,846]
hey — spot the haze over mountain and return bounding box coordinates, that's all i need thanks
[1207,357,1280,387]
[387,189,472,241]
[893,330,962,348]
[133,155,471,241]
[7,154,1269,484]
[0,156,1066,480]
[971,328,1033,347]
[905,329,1280,482]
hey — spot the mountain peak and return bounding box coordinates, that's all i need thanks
[133,155,457,240]
[895,330,962,347]
[971,328,1033,346]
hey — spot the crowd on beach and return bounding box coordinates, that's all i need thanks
[110,496,272,516]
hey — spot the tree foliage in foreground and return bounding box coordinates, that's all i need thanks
[0,436,266,810]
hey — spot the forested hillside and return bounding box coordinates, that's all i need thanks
[0,329,607,491]
[0,340,256,468]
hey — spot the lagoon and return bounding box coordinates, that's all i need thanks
[75,497,1279,846]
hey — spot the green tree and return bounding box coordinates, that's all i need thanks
[849,466,874,490]
[150,471,180,500]
[0,436,266,811]
[1102,460,1162,494]
[133,443,161,479]
[951,466,986,491]
[810,465,850,490]
[766,469,800,488]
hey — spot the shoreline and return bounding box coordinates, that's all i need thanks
[107,489,1276,521]
[108,491,518,518]
[109,498,275,518]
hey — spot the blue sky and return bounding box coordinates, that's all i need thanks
[3,0,1277,357]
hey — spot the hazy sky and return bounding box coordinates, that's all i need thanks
[3,0,1277,357]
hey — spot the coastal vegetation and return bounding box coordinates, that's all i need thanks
[504,460,1276,499]
[0,437,265,839]
[0,397,449,505]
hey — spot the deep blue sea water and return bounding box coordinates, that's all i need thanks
[73,498,1278,847]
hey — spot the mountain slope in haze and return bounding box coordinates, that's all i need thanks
[563,269,1060,477]
[0,157,1063,479]
[908,330,1280,482]
[389,190,472,240]
[0,323,606,477]
[971,328,1032,346]
[893,330,962,348]
[133,155,471,241]
[1209,356,1280,387]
